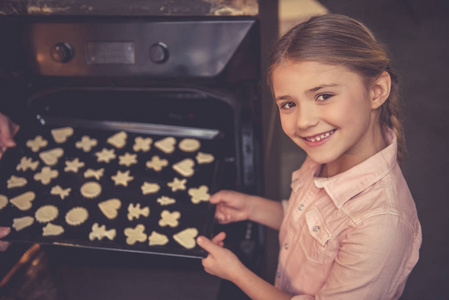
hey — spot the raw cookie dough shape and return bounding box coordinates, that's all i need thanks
[141,182,160,195]
[154,137,176,154]
[35,205,59,223]
[179,138,201,152]
[80,181,102,199]
[127,203,150,221]
[16,157,39,171]
[118,152,137,167]
[107,131,127,149]
[196,152,215,164]
[39,148,64,166]
[84,168,104,180]
[172,158,195,177]
[0,194,7,210]
[188,185,210,204]
[43,223,64,236]
[89,223,116,241]
[13,216,34,231]
[34,167,59,185]
[26,135,48,152]
[173,228,198,249]
[157,196,176,206]
[167,177,187,192]
[146,156,169,172]
[124,224,147,245]
[50,185,71,200]
[7,175,27,189]
[76,136,98,152]
[51,127,74,143]
[133,137,152,152]
[95,148,116,163]
[64,158,85,173]
[10,191,35,211]
[111,170,134,186]
[158,210,181,227]
[98,198,122,220]
[65,207,89,226]
[148,231,169,246]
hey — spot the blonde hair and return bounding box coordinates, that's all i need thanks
[268,14,405,162]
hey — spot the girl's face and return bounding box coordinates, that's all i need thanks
[272,60,384,176]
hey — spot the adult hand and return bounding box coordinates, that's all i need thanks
[197,232,244,281]
[0,112,20,160]
[0,227,11,251]
[210,190,253,224]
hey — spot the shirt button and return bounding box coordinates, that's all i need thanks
[298,204,304,211]
[313,225,320,232]
[284,243,289,250]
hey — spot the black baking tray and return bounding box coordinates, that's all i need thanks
[0,115,223,259]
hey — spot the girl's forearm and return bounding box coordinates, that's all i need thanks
[231,264,292,300]
[248,196,284,230]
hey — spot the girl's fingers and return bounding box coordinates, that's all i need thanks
[0,227,11,252]
[0,227,10,238]
[0,241,10,252]
[211,232,226,245]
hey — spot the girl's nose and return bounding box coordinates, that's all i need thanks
[296,104,319,129]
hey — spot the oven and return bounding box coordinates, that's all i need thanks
[0,16,264,299]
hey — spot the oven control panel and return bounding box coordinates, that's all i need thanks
[25,19,258,78]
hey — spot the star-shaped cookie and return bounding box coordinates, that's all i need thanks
[64,158,85,173]
[118,152,137,167]
[167,177,187,192]
[111,170,134,186]
[95,148,116,163]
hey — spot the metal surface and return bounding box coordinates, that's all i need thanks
[0,116,222,258]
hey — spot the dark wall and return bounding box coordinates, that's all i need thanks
[318,0,449,298]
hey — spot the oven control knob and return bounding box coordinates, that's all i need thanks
[149,42,169,63]
[50,42,74,63]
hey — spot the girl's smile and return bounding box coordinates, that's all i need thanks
[272,60,388,176]
[301,129,336,146]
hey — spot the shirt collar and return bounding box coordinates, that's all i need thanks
[312,129,398,209]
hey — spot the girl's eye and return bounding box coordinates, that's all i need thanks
[316,94,332,101]
[281,102,296,109]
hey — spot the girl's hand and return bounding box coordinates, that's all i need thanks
[0,112,20,160]
[210,190,253,224]
[0,227,11,251]
[197,233,244,282]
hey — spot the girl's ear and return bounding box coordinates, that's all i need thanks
[370,71,391,109]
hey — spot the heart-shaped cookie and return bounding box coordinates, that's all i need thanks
[173,228,198,249]
[107,131,127,149]
[98,198,122,219]
[51,127,74,144]
[39,148,64,166]
[154,137,176,154]
[173,158,195,177]
[10,191,35,211]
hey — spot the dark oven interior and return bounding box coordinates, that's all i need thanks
[0,16,264,299]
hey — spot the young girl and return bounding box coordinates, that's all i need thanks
[196,14,422,299]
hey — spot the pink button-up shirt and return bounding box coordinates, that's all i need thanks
[275,131,422,299]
